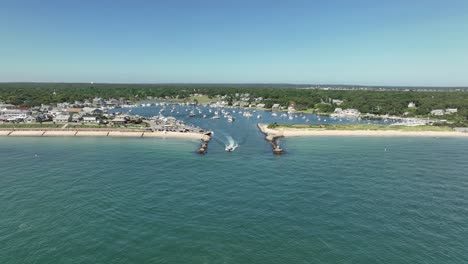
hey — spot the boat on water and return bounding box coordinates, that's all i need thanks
[212,111,220,119]
[227,115,235,122]
[188,111,195,117]
[243,111,253,118]
[225,145,238,152]
[224,136,239,152]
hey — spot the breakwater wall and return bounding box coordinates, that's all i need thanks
[257,124,284,155]
[197,132,213,154]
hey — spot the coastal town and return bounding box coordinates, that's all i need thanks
[0,90,462,130]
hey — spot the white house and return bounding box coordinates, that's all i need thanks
[272,104,281,111]
[408,102,416,108]
[256,103,266,108]
[445,108,458,114]
[92,97,105,106]
[71,114,81,122]
[431,109,445,116]
[342,109,361,116]
[83,116,98,123]
[54,115,70,123]
[332,99,344,105]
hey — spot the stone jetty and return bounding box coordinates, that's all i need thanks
[197,132,213,154]
[257,123,285,155]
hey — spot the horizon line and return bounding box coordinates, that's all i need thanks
[0,81,467,88]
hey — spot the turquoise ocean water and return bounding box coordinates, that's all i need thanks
[1,108,468,263]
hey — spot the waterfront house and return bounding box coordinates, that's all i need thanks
[239,102,249,107]
[40,104,52,112]
[111,117,127,124]
[54,114,70,123]
[71,114,81,122]
[430,109,445,116]
[0,103,16,109]
[105,98,121,107]
[332,108,360,117]
[445,108,458,114]
[288,104,296,111]
[272,104,281,111]
[57,102,71,110]
[25,116,37,123]
[408,102,416,108]
[83,116,98,123]
[256,103,265,108]
[92,97,105,107]
[332,99,344,105]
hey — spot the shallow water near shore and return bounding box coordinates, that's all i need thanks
[1,114,468,263]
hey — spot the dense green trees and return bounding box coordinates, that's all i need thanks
[0,83,467,122]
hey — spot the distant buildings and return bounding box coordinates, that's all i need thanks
[446,108,458,114]
[82,116,98,123]
[430,109,445,116]
[408,102,416,108]
[332,99,344,105]
[430,108,458,116]
[92,97,105,106]
[256,103,266,108]
[0,103,16,109]
[53,114,70,123]
[271,104,281,111]
[332,108,361,117]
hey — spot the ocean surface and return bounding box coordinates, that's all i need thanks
[1,107,468,263]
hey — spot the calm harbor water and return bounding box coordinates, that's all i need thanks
[1,107,468,263]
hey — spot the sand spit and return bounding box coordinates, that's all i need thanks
[258,124,468,138]
[107,131,143,137]
[0,129,206,140]
[0,130,12,136]
[9,131,46,136]
[42,131,78,137]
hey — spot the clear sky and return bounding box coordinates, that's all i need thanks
[1,0,468,86]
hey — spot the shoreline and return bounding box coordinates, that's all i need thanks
[0,128,209,140]
[258,124,468,138]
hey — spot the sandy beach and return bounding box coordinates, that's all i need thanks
[258,124,468,138]
[0,129,207,140]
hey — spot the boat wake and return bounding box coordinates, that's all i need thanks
[224,136,239,152]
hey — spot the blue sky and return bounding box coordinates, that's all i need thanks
[1,0,467,86]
